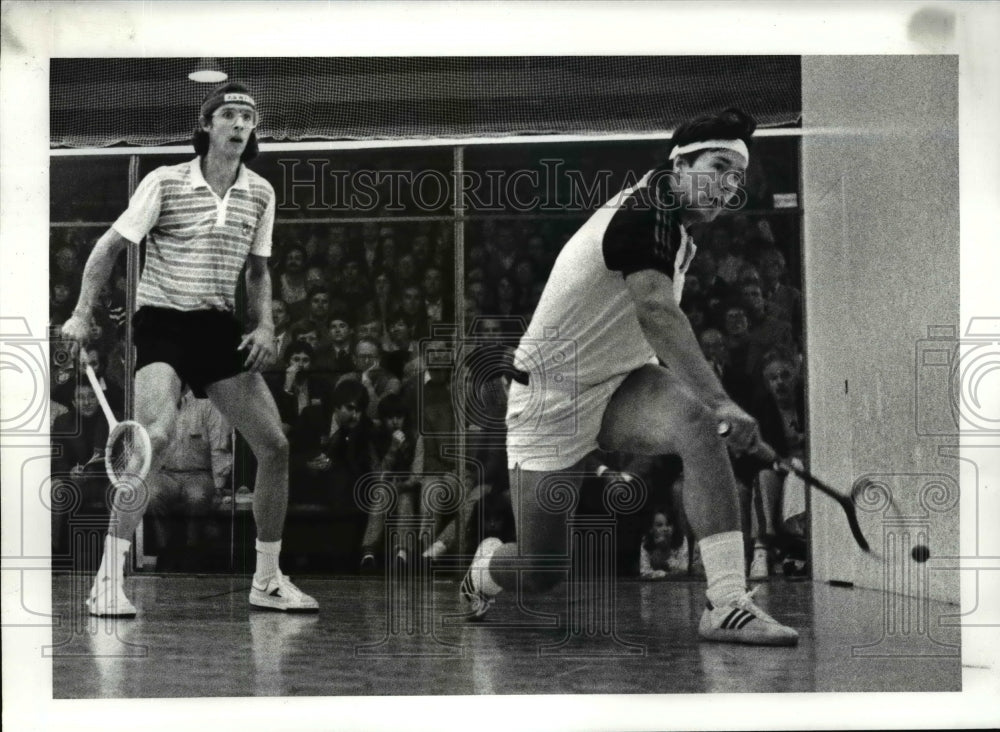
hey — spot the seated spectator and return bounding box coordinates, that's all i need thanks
[382,310,417,380]
[271,341,332,434]
[338,337,402,421]
[485,224,520,281]
[395,253,419,290]
[747,350,808,580]
[493,274,521,318]
[355,313,384,344]
[358,221,381,274]
[78,344,124,418]
[51,243,81,282]
[340,258,369,305]
[421,266,449,327]
[290,285,334,359]
[51,382,109,555]
[147,393,232,571]
[359,393,420,569]
[372,270,396,329]
[741,280,795,381]
[270,298,294,368]
[698,327,753,410]
[399,284,429,340]
[50,277,77,326]
[275,244,309,311]
[49,332,79,411]
[722,303,753,379]
[757,247,803,340]
[320,311,356,380]
[639,511,689,579]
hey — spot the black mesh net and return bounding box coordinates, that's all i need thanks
[51,57,800,148]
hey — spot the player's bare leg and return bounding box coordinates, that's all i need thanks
[460,459,585,619]
[89,362,182,617]
[598,364,797,645]
[206,372,317,611]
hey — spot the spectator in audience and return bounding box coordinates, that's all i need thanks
[722,302,753,379]
[402,336,459,541]
[411,233,432,273]
[395,252,419,290]
[271,341,332,435]
[493,274,521,318]
[51,277,77,326]
[270,298,294,367]
[639,511,689,579]
[747,350,807,580]
[147,393,232,571]
[290,285,334,359]
[322,380,377,559]
[355,314,384,344]
[740,280,794,381]
[399,284,429,340]
[358,222,381,275]
[422,266,448,327]
[342,336,402,421]
[525,232,554,275]
[276,244,309,310]
[382,309,417,379]
[79,345,124,418]
[485,225,520,281]
[340,258,369,305]
[320,311,356,386]
[51,382,109,554]
[359,393,420,570]
[757,247,803,340]
[372,270,396,330]
[698,327,752,410]
[52,243,81,282]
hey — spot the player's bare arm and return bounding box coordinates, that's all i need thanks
[240,253,276,372]
[60,229,131,344]
[625,267,761,453]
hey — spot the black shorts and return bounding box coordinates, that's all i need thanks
[133,306,245,398]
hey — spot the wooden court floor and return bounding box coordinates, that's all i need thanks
[50,571,961,697]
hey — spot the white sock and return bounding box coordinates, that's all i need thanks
[255,539,281,582]
[422,539,447,559]
[473,538,504,596]
[96,534,131,582]
[698,530,746,607]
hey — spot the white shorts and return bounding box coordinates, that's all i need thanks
[505,372,629,472]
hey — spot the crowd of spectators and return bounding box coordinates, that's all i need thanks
[50,175,806,579]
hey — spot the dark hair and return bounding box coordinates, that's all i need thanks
[641,509,671,552]
[285,340,315,362]
[192,128,259,163]
[664,107,757,170]
[377,392,407,420]
[332,379,369,411]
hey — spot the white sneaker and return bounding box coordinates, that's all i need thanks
[749,548,770,581]
[698,588,798,646]
[86,576,137,617]
[459,537,503,621]
[249,571,319,612]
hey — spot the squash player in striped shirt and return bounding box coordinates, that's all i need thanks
[460,108,798,645]
[61,83,318,616]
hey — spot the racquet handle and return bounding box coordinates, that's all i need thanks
[83,363,119,428]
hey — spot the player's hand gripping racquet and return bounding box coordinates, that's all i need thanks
[83,363,153,487]
[717,421,877,556]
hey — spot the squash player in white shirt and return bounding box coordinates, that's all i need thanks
[460,108,797,646]
[61,82,318,616]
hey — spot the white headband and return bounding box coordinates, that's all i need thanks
[668,138,749,164]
